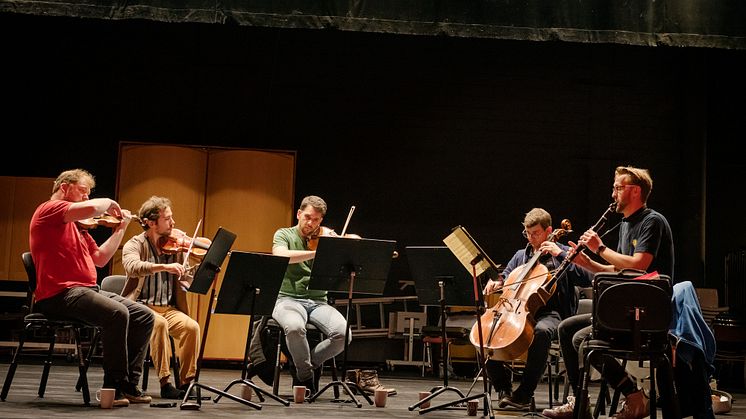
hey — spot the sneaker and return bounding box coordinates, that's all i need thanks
[120,381,152,404]
[498,392,531,410]
[542,396,591,419]
[160,382,185,399]
[113,390,130,407]
[612,389,650,419]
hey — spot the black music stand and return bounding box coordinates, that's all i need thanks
[179,227,249,410]
[306,236,396,407]
[212,251,291,407]
[436,226,501,419]
[405,246,474,412]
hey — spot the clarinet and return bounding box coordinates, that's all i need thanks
[541,202,617,292]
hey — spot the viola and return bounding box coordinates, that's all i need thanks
[77,213,141,230]
[469,219,572,361]
[158,230,212,257]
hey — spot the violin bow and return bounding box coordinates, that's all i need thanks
[340,205,356,236]
[180,218,202,278]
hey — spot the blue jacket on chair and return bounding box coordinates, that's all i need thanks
[669,281,716,373]
[668,280,717,419]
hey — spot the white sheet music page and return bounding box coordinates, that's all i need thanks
[443,226,494,277]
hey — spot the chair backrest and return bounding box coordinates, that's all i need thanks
[21,252,36,291]
[594,281,672,351]
[100,275,126,294]
[21,251,37,310]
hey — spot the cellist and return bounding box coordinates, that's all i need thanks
[482,208,593,410]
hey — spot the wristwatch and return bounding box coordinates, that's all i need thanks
[597,245,607,255]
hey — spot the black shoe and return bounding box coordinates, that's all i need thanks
[498,392,531,410]
[160,383,185,399]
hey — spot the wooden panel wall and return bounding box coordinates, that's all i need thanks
[117,143,295,360]
[0,176,54,281]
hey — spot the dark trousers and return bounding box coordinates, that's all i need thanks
[566,314,635,396]
[557,313,592,396]
[36,286,154,387]
[486,311,560,398]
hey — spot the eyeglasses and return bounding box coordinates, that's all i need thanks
[522,230,543,239]
[612,184,636,194]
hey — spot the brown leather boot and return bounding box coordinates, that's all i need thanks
[358,369,397,396]
[612,389,650,419]
[345,369,360,386]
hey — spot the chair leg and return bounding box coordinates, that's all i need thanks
[562,377,571,404]
[272,330,282,395]
[593,378,608,418]
[73,327,91,405]
[38,328,58,398]
[649,357,657,419]
[1,325,28,401]
[76,327,100,392]
[609,386,622,416]
[575,349,594,419]
[547,359,554,408]
[170,336,180,387]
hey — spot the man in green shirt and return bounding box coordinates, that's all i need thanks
[271,195,348,393]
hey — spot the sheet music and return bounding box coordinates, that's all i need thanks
[443,226,500,277]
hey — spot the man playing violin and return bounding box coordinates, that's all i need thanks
[121,196,201,399]
[30,169,154,407]
[543,166,674,419]
[482,208,593,410]
[270,195,349,394]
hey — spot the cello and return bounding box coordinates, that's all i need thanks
[469,219,572,361]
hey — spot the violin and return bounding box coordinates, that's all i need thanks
[469,219,572,361]
[306,206,360,251]
[77,213,141,230]
[307,226,362,250]
[158,230,212,257]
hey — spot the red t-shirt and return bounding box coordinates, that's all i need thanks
[29,200,99,302]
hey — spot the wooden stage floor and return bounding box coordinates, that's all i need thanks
[0,362,742,418]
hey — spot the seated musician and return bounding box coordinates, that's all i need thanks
[543,166,674,419]
[121,196,201,399]
[482,208,592,410]
[269,195,349,393]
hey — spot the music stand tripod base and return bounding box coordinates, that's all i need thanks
[211,251,292,407]
[306,236,395,407]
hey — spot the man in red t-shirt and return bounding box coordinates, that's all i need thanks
[30,169,154,407]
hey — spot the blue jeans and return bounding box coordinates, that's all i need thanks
[272,296,348,382]
[36,286,154,387]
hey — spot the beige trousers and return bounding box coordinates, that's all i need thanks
[148,305,200,387]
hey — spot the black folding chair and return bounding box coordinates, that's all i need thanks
[1,252,99,405]
[575,279,678,419]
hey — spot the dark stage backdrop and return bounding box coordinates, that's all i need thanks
[1,0,744,49]
[1,13,744,302]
